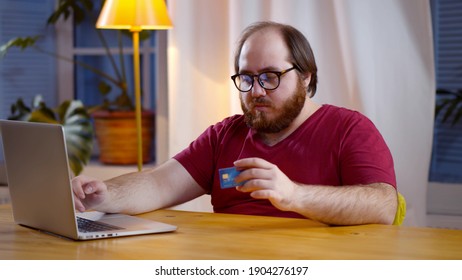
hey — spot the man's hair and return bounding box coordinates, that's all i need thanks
[233,21,318,97]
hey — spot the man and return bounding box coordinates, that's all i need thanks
[73,21,398,225]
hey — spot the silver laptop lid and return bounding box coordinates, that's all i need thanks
[0,120,79,239]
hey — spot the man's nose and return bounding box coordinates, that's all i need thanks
[250,78,266,98]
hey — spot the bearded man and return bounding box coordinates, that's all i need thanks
[72,21,398,226]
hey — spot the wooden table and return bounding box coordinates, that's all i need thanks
[0,204,461,260]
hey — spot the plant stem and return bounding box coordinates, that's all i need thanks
[118,31,127,86]
[95,28,124,83]
[33,46,122,88]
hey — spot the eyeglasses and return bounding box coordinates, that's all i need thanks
[231,66,297,92]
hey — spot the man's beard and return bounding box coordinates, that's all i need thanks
[240,80,307,134]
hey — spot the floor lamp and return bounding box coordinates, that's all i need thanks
[96,0,172,171]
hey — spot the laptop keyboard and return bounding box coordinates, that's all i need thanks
[77,216,124,233]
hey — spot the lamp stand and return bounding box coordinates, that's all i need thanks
[132,29,143,171]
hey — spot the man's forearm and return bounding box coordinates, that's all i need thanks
[99,159,206,215]
[98,169,160,214]
[290,183,397,225]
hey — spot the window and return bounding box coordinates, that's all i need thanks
[58,0,158,112]
[0,0,56,119]
[429,0,462,184]
[428,0,462,219]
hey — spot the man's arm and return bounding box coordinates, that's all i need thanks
[234,158,397,225]
[284,182,397,225]
[72,159,206,215]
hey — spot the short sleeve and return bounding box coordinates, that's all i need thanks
[339,112,396,188]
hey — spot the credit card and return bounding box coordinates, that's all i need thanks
[218,167,243,189]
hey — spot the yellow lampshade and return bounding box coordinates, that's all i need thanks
[96,0,173,31]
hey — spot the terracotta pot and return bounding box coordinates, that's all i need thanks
[92,110,155,164]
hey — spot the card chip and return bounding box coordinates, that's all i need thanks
[218,167,243,189]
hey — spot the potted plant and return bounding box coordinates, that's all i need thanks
[8,95,93,176]
[0,0,155,165]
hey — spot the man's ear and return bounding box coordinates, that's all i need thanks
[302,73,311,88]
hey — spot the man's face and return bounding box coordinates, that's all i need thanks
[240,75,307,134]
[237,29,307,134]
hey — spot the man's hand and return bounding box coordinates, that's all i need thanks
[234,157,298,212]
[71,175,108,212]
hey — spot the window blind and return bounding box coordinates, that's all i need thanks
[430,0,462,183]
[0,0,56,120]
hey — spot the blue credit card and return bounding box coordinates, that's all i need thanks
[218,167,244,189]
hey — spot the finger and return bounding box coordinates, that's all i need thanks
[250,190,290,212]
[71,176,86,199]
[250,189,273,200]
[73,194,86,212]
[83,180,106,196]
[235,168,272,185]
[236,179,270,192]
[83,183,95,195]
[234,157,273,169]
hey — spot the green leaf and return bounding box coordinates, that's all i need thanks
[37,103,58,121]
[436,92,462,125]
[32,95,45,109]
[453,107,462,125]
[29,111,58,123]
[8,98,31,121]
[0,36,41,58]
[47,0,94,25]
[98,81,112,96]
[139,30,153,41]
[60,99,94,175]
[68,154,83,177]
[113,91,135,111]
[56,100,71,122]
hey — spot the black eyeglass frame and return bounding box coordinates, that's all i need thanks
[230,66,297,92]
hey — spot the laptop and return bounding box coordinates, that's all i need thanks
[0,120,177,240]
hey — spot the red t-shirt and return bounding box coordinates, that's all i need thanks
[174,105,396,218]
